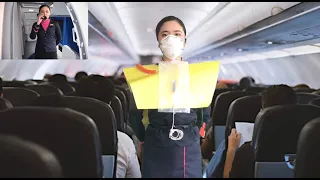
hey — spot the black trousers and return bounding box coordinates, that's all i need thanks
[35,49,58,59]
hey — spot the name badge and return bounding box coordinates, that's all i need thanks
[50,24,54,27]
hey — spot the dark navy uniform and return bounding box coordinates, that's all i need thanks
[30,19,62,59]
[142,109,202,178]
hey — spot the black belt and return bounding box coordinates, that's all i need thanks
[150,122,197,129]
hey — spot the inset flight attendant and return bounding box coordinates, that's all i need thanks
[30,4,62,59]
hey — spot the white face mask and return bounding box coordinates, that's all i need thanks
[159,35,185,60]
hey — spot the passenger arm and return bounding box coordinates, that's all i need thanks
[29,22,40,40]
[127,142,142,178]
[223,129,241,178]
[55,22,62,45]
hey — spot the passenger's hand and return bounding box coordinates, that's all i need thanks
[228,128,241,152]
[37,14,44,25]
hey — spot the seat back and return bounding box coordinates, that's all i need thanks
[209,88,233,117]
[252,104,320,162]
[111,95,125,132]
[42,82,75,94]
[0,107,103,178]
[211,91,256,149]
[296,93,320,104]
[3,87,40,106]
[26,84,63,96]
[33,95,118,155]
[252,105,320,178]
[0,135,63,178]
[0,97,13,111]
[255,162,294,178]
[225,95,261,145]
[33,95,117,177]
[295,117,320,178]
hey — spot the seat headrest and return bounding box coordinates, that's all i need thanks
[252,104,320,162]
[312,90,320,95]
[0,135,63,178]
[294,88,316,93]
[296,93,320,104]
[115,89,128,123]
[225,95,261,142]
[0,97,13,110]
[208,88,234,121]
[111,95,125,132]
[213,88,233,98]
[41,82,75,94]
[309,98,320,107]
[115,89,127,110]
[34,95,118,156]
[3,87,40,106]
[211,91,256,126]
[295,117,320,178]
[3,81,26,88]
[116,86,131,112]
[65,91,77,96]
[68,82,77,88]
[0,107,102,178]
[245,86,267,94]
[26,84,63,96]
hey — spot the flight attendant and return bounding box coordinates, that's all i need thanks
[141,16,202,178]
[30,4,62,59]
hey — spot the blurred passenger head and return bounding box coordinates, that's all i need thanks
[261,84,296,109]
[43,73,52,80]
[0,77,3,97]
[48,74,68,83]
[39,4,51,19]
[216,82,228,89]
[156,16,186,61]
[74,71,88,82]
[293,84,310,89]
[76,74,115,104]
[239,76,255,90]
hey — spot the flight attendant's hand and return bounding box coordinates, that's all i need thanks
[37,14,44,25]
[227,128,241,152]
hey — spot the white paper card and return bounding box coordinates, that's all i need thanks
[235,122,254,147]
